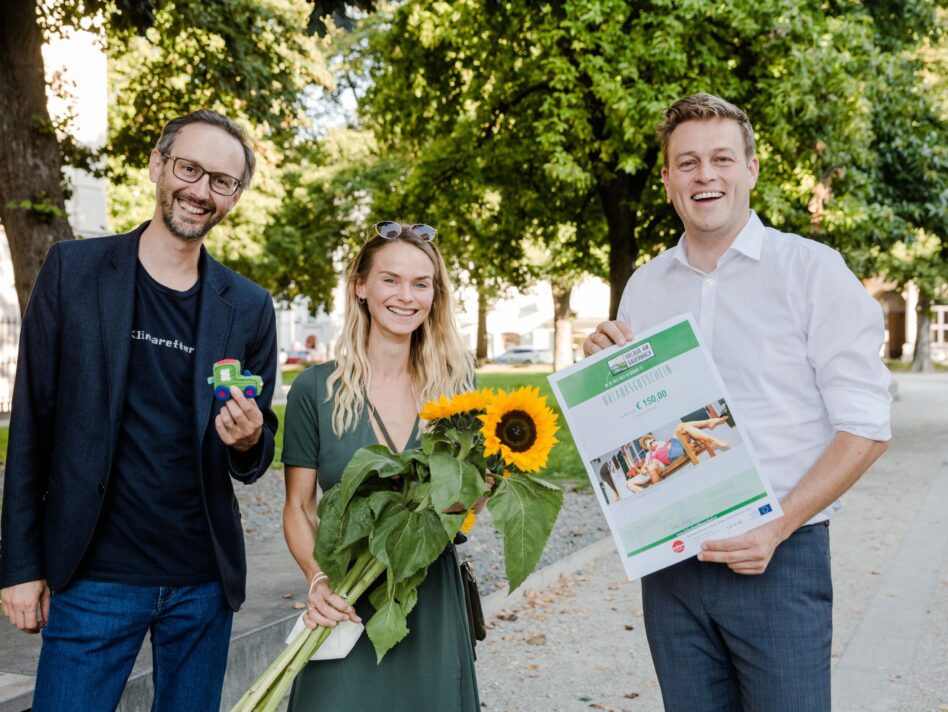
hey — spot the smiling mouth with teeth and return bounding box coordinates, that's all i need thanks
[177,197,213,216]
[692,192,724,201]
[387,306,417,316]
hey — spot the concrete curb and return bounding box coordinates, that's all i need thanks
[481,537,615,619]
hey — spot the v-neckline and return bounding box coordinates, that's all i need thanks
[365,405,420,454]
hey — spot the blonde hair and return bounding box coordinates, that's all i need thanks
[658,93,755,167]
[327,229,476,435]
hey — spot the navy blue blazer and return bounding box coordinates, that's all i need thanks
[0,224,278,610]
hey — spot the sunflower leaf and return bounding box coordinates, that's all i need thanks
[313,486,351,587]
[406,481,432,510]
[369,501,448,584]
[439,510,466,539]
[365,594,410,663]
[421,432,438,457]
[430,441,488,512]
[338,445,407,509]
[488,473,564,591]
[368,490,402,518]
[340,496,375,548]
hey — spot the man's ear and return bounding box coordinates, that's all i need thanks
[748,156,760,190]
[661,166,671,203]
[148,150,164,184]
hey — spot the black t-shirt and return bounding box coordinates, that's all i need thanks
[80,261,216,585]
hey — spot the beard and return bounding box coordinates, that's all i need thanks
[157,183,226,242]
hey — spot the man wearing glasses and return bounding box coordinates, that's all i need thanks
[1,109,278,709]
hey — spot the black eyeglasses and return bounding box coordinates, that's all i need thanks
[160,152,242,196]
[373,221,437,242]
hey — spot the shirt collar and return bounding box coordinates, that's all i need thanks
[672,210,764,270]
[728,210,764,261]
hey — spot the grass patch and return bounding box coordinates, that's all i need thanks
[885,359,948,372]
[273,403,286,465]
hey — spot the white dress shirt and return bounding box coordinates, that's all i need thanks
[617,211,891,523]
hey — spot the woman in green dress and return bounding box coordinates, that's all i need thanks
[281,222,481,711]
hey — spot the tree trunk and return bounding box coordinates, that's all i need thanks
[0,0,74,315]
[909,295,934,373]
[551,282,572,372]
[598,163,653,320]
[476,288,489,363]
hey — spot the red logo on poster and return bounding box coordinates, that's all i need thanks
[672,540,685,554]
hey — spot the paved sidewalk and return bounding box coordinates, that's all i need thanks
[474,373,948,712]
[1,373,946,711]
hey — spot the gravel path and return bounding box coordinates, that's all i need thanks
[235,473,610,596]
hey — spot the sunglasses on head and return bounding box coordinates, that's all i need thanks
[373,221,438,242]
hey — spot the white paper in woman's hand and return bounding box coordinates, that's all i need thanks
[285,614,365,660]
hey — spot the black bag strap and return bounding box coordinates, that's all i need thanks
[366,398,418,453]
[366,399,397,451]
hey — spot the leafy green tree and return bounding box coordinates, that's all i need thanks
[0,0,320,314]
[345,0,942,322]
[854,8,947,370]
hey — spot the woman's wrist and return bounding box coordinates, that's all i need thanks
[309,571,329,594]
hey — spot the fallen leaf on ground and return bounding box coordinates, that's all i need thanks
[291,602,306,610]
[282,592,294,599]
[525,633,547,645]
[624,692,640,699]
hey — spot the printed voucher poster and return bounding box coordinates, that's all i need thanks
[547,315,783,580]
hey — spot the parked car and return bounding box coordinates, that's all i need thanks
[492,347,551,365]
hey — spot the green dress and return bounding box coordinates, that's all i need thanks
[281,362,481,712]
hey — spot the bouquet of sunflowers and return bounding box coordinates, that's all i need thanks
[232,386,563,712]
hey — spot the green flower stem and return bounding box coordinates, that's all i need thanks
[256,626,333,712]
[234,554,388,712]
[338,549,374,595]
[228,624,310,711]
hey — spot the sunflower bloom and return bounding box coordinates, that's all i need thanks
[460,509,477,534]
[479,386,558,473]
[420,388,494,420]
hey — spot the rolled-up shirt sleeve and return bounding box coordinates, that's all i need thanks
[805,251,892,441]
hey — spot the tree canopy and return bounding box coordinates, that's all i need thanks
[0,0,325,313]
[344,0,944,318]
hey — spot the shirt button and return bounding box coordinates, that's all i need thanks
[97,482,105,494]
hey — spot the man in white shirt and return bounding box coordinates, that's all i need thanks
[584,93,891,712]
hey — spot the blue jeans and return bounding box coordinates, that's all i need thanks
[33,579,233,712]
[642,523,832,712]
